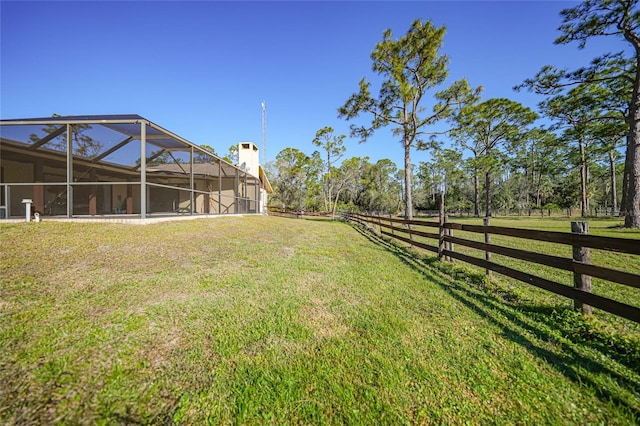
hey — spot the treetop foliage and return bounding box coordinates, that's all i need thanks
[555,0,640,48]
[338,19,481,148]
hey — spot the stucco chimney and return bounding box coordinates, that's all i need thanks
[238,142,260,178]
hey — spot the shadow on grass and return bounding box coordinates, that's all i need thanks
[608,224,626,229]
[350,222,640,419]
[269,215,336,223]
[302,217,337,223]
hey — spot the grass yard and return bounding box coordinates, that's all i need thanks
[1,215,639,424]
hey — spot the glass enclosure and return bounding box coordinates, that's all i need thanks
[0,115,265,219]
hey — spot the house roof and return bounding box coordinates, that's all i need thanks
[0,114,146,123]
[0,114,274,191]
[259,165,273,193]
[1,114,188,150]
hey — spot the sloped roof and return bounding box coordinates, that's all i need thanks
[1,114,187,150]
[146,162,247,178]
[1,113,230,162]
[259,165,273,193]
[0,114,273,187]
[0,114,146,123]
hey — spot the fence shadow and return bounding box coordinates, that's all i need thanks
[349,222,640,418]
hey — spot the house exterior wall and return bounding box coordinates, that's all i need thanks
[260,188,268,214]
[2,159,32,183]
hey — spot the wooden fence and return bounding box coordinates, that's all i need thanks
[342,211,640,324]
[268,207,332,219]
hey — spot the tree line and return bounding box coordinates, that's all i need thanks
[266,119,624,219]
[267,0,640,227]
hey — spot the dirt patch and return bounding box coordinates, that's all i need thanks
[142,325,183,369]
[300,300,348,339]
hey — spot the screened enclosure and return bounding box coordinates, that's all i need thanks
[0,115,269,220]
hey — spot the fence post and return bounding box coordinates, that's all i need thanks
[484,217,492,278]
[438,192,445,261]
[389,214,395,237]
[571,221,593,315]
[445,213,453,262]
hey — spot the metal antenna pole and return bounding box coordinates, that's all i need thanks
[261,101,266,165]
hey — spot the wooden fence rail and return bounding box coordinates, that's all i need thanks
[342,211,640,324]
[268,207,332,218]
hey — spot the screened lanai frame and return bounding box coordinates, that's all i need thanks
[0,114,262,219]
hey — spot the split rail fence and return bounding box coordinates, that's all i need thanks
[268,207,332,219]
[342,211,640,324]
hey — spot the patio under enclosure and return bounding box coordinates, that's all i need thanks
[0,114,271,220]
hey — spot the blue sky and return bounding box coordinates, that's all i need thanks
[0,1,624,169]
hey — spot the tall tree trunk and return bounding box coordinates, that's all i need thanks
[579,137,588,217]
[323,177,329,213]
[473,170,480,217]
[609,150,618,215]
[331,189,340,219]
[621,118,640,227]
[332,183,346,219]
[621,80,640,226]
[404,140,413,220]
[535,171,541,208]
[530,146,536,208]
[620,28,640,228]
[485,170,491,217]
[622,136,629,216]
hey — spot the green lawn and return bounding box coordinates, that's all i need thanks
[1,216,639,424]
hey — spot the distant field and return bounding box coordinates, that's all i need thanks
[1,216,639,424]
[411,213,640,236]
[446,215,640,237]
